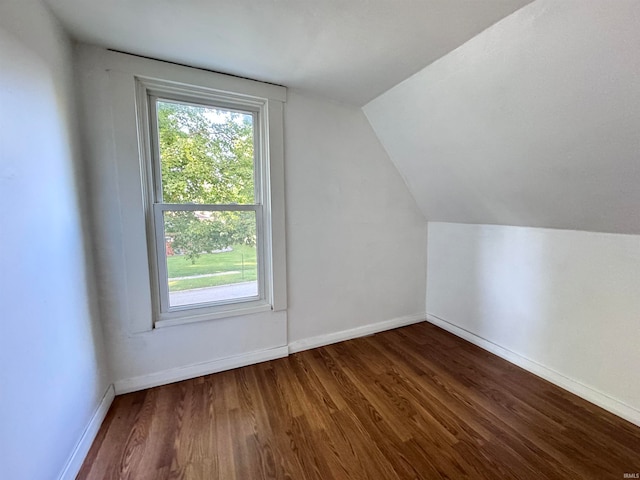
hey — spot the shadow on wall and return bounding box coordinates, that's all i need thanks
[0,14,108,480]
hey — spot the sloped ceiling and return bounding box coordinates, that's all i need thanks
[365,0,640,234]
[45,0,531,105]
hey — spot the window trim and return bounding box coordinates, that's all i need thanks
[134,76,278,327]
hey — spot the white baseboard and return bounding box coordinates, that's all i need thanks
[288,313,426,354]
[59,384,115,480]
[114,346,289,394]
[115,314,427,393]
[426,313,640,428]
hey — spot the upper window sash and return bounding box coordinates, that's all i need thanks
[148,94,262,207]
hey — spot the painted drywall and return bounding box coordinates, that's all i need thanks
[427,222,640,417]
[365,0,640,234]
[45,0,531,105]
[75,48,288,387]
[76,46,427,388]
[285,91,427,342]
[0,2,110,479]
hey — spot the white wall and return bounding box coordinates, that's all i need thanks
[285,91,427,343]
[76,48,288,392]
[427,222,640,423]
[365,0,640,234]
[0,2,110,479]
[76,48,427,390]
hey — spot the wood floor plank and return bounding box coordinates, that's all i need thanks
[77,391,147,480]
[78,323,640,480]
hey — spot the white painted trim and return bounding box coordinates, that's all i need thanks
[117,314,427,393]
[288,313,426,354]
[154,302,272,328]
[136,75,279,327]
[114,346,289,394]
[58,384,115,480]
[426,313,640,428]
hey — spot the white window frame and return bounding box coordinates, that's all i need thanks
[135,78,279,327]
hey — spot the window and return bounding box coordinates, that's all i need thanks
[136,78,280,326]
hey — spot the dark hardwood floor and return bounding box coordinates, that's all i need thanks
[79,323,640,479]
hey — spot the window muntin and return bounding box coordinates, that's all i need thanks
[147,95,267,316]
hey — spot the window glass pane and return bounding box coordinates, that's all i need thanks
[163,210,258,308]
[156,100,255,204]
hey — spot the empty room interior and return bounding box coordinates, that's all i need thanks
[2,0,640,478]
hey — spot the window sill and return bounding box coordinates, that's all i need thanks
[154,302,272,329]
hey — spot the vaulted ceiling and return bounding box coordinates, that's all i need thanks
[45,0,531,105]
[45,0,639,234]
[365,0,640,234]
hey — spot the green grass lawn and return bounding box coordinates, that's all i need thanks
[167,244,257,291]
